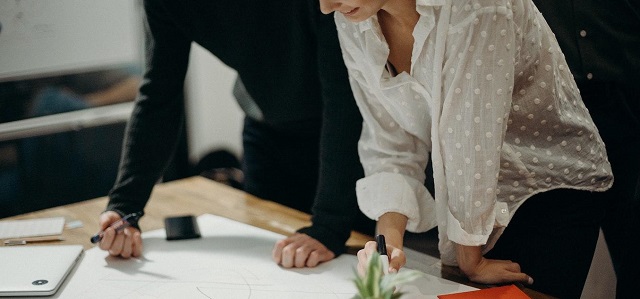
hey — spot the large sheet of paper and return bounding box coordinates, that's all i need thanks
[49,214,474,298]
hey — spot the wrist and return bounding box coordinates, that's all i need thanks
[455,243,483,276]
[296,225,345,256]
[376,212,408,249]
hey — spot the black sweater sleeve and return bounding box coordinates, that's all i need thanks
[297,1,374,256]
[105,0,192,216]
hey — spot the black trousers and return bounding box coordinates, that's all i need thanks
[240,116,321,214]
[485,189,605,299]
[579,81,640,299]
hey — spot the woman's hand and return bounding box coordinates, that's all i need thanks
[455,244,533,285]
[356,240,406,275]
[356,212,409,275]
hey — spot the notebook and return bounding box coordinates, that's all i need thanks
[0,245,83,297]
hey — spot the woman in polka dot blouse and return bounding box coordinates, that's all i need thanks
[320,0,613,297]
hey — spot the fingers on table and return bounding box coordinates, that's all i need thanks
[274,234,334,268]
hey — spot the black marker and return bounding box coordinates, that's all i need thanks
[376,234,389,274]
[90,211,144,243]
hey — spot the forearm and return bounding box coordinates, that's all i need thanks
[304,108,363,255]
[376,212,408,249]
[300,102,363,255]
[107,100,185,214]
[107,0,191,215]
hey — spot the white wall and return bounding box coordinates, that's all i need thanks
[581,230,616,298]
[0,0,142,82]
[184,43,244,164]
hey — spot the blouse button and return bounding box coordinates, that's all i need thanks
[579,30,587,37]
[587,73,594,80]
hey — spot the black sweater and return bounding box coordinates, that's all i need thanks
[106,0,369,255]
[533,0,640,84]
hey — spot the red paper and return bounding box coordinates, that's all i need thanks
[438,285,531,299]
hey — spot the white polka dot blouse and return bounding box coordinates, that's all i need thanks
[335,0,613,266]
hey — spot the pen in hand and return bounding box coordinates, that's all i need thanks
[90,211,144,244]
[376,234,390,274]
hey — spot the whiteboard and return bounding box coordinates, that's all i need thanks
[0,0,142,82]
[48,214,475,299]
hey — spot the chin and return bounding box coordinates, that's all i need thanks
[342,13,369,23]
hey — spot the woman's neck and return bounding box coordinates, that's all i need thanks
[376,0,419,75]
[378,0,419,29]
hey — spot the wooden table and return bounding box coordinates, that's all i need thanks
[1,176,554,298]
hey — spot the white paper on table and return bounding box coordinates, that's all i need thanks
[48,214,475,299]
[0,217,65,239]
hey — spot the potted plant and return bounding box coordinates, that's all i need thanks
[352,252,424,299]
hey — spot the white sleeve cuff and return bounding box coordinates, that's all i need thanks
[446,209,491,246]
[356,172,437,233]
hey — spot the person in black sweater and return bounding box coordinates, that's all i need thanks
[96,0,374,267]
[532,1,640,298]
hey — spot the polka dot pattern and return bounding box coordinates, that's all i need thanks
[336,0,613,266]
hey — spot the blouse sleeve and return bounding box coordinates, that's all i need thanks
[335,15,437,233]
[439,3,516,245]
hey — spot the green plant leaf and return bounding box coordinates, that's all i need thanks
[381,269,425,289]
[352,251,424,299]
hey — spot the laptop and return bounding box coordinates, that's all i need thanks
[0,245,83,297]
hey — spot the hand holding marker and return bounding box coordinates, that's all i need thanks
[90,211,144,243]
[376,234,390,274]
